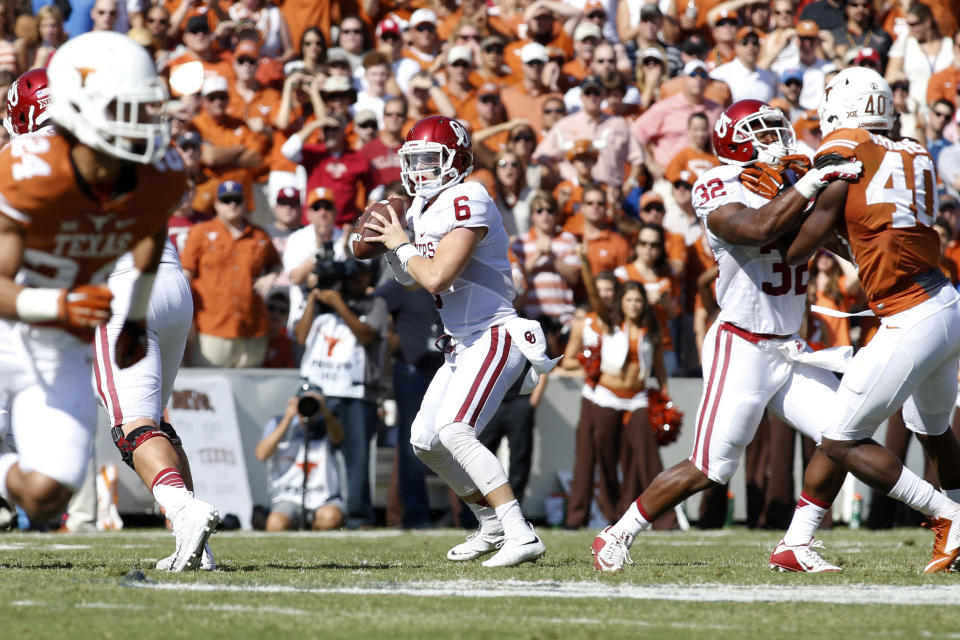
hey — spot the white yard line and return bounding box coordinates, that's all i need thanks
[126,578,960,606]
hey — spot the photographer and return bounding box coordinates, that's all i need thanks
[282,187,348,331]
[295,259,388,529]
[255,384,345,531]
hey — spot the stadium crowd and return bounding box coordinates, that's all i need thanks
[2,0,960,533]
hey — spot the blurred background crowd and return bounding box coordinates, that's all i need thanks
[7,0,960,531]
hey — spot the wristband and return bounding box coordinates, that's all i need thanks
[394,242,419,269]
[127,269,155,321]
[792,170,823,200]
[15,287,62,322]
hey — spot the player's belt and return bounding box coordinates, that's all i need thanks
[719,322,791,344]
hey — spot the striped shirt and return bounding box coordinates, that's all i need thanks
[512,229,580,324]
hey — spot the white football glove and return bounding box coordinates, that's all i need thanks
[384,250,416,287]
[792,158,863,199]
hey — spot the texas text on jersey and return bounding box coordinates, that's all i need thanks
[0,133,186,335]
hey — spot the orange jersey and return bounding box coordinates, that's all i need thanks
[0,133,186,289]
[815,129,944,317]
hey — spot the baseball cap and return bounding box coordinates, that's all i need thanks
[639,3,663,20]
[276,186,301,204]
[447,45,473,65]
[583,0,606,15]
[854,47,881,66]
[681,34,708,56]
[795,20,819,37]
[354,109,377,126]
[521,42,549,64]
[683,59,709,76]
[712,8,739,26]
[217,180,243,199]
[736,26,761,41]
[234,39,260,59]
[640,191,664,209]
[201,74,229,96]
[566,139,598,161]
[477,82,500,98]
[574,21,603,42]
[581,73,604,90]
[670,169,695,187]
[640,47,665,63]
[409,8,437,26]
[780,68,804,84]
[321,75,354,93]
[177,130,202,147]
[306,186,336,209]
[185,15,209,33]
[376,17,402,39]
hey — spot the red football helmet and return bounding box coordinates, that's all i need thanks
[4,68,51,138]
[712,99,795,167]
[399,115,474,198]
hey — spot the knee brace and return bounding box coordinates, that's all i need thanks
[111,421,181,471]
[412,443,477,497]
[436,421,508,496]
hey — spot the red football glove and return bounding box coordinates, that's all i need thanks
[59,284,113,329]
[115,319,147,369]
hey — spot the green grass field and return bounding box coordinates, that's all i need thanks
[2,526,960,639]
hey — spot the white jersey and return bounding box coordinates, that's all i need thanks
[406,181,517,340]
[693,164,808,336]
[111,237,181,274]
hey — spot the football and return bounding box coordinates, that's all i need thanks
[351,196,407,260]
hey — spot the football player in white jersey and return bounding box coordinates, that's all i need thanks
[4,66,219,571]
[590,100,865,573]
[364,115,556,567]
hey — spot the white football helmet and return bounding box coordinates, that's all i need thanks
[819,67,894,136]
[46,31,170,164]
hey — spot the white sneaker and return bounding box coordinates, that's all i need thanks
[769,538,841,573]
[156,542,216,571]
[481,525,545,567]
[446,527,505,561]
[591,525,634,574]
[165,499,220,572]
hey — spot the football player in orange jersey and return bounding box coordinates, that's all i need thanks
[0,33,219,570]
[777,67,960,573]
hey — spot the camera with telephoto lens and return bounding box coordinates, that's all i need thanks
[308,241,347,291]
[297,382,323,417]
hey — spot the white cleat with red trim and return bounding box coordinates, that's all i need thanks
[592,526,634,573]
[769,539,841,573]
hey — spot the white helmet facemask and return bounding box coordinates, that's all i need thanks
[47,32,171,164]
[739,107,796,165]
[399,141,468,198]
[819,67,894,136]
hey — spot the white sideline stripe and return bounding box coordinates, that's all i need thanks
[128,579,960,606]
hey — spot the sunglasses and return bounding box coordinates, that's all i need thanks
[525,59,545,66]
[858,60,878,68]
[277,199,300,207]
[206,92,229,102]
[785,79,803,87]
[187,26,209,35]
[480,95,500,104]
[380,32,400,41]
[642,57,661,66]
[497,160,521,168]
[311,201,334,210]
[640,14,660,22]
[147,16,168,24]
[583,88,602,96]
[672,181,692,189]
[587,11,606,19]
[450,60,471,68]
[689,70,709,78]
[237,57,257,66]
[543,107,565,114]
[717,19,738,27]
[415,23,436,32]
[642,205,665,213]
[322,124,342,132]
[484,46,504,54]
[219,196,243,205]
[268,305,289,314]
[513,134,535,142]
[740,37,760,46]
[323,91,353,100]
[95,8,117,16]
[358,121,377,129]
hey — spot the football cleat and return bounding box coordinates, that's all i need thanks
[446,527,505,561]
[156,542,216,571]
[166,499,220,572]
[592,525,634,573]
[923,510,960,573]
[481,524,545,567]
[769,538,841,573]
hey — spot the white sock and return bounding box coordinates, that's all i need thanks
[151,468,192,517]
[0,453,17,502]
[468,502,503,536]
[495,500,532,541]
[782,492,829,546]
[611,499,652,540]
[889,466,957,518]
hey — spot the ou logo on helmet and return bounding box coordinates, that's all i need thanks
[6,81,18,107]
[449,119,468,147]
[714,113,731,138]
